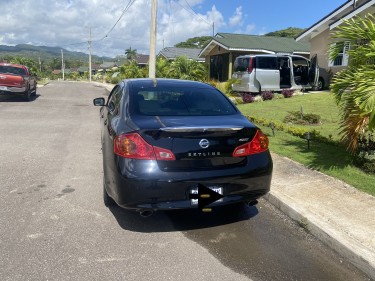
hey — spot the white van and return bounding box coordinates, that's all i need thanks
[232,54,319,93]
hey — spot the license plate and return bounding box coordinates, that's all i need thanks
[190,186,223,205]
[0,86,7,91]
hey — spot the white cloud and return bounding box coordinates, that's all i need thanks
[0,0,228,58]
[229,7,243,27]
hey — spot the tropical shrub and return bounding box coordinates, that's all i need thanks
[329,14,375,152]
[242,93,254,103]
[261,91,274,100]
[281,89,294,98]
[284,111,321,125]
[354,134,375,173]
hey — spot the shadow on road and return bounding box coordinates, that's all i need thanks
[0,93,40,102]
[109,203,259,233]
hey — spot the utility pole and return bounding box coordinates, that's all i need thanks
[61,49,65,81]
[89,27,92,82]
[149,0,157,79]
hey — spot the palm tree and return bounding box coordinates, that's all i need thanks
[125,47,137,60]
[168,56,207,82]
[329,14,375,152]
[155,57,170,78]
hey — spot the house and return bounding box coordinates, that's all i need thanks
[296,0,374,76]
[115,54,150,68]
[100,61,117,71]
[158,47,205,62]
[134,54,149,67]
[77,66,89,75]
[199,33,310,81]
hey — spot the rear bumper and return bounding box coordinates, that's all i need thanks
[232,83,259,93]
[105,152,273,210]
[0,85,26,94]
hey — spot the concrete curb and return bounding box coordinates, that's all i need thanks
[264,191,375,280]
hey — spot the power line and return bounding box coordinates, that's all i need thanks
[174,0,211,25]
[100,0,137,40]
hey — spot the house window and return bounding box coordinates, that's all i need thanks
[329,41,350,67]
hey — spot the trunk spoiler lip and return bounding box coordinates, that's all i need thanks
[159,126,244,132]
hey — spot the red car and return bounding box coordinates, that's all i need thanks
[0,62,37,101]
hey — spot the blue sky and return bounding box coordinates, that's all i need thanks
[0,0,349,57]
[195,0,347,35]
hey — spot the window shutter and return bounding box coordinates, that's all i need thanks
[342,41,350,66]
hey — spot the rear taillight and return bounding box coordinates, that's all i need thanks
[114,133,175,160]
[233,130,269,157]
[247,57,254,73]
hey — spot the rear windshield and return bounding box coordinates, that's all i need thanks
[234,57,250,72]
[130,86,237,116]
[0,65,26,75]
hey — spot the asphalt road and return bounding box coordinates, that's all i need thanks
[0,81,370,281]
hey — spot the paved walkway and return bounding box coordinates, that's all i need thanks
[267,153,375,280]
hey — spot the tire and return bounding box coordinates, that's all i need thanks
[24,87,32,101]
[31,86,37,97]
[316,78,325,91]
[103,177,116,207]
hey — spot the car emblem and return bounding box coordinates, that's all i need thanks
[199,139,210,149]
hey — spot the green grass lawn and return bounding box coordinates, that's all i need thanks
[238,91,341,141]
[237,92,375,196]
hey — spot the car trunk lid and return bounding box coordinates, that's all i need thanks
[135,115,258,171]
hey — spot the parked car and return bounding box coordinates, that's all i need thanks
[0,62,37,101]
[232,54,319,94]
[316,67,330,91]
[93,78,273,215]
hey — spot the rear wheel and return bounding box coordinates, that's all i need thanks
[24,87,32,101]
[316,78,325,91]
[103,177,116,207]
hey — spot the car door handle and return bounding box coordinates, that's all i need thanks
[101,113,104,118]
[104,119,108,125]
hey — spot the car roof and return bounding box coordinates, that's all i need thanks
[235,54,308,60]
[0,62,27,68]
[124,78,213,89]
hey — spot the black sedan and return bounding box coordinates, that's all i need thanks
[93,79,272,215]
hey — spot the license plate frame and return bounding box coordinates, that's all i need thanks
[190,185,223,205]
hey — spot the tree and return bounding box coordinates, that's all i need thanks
[168,56,207,82]
[175,36,212,48]
[155,57,170,78]
[9,57,38,74]
[265,27,305,38]
[120,60,144,78]
[329,14,375,152]
[125,47,137,60]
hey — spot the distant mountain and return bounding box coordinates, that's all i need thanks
[0,44,113,63]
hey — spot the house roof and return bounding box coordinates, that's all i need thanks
[77,66,89,72]
[158,47,205,62]
[199,33,310,57]
[135,54,149,65]
[100,62,117,69]
[296,0,375,42]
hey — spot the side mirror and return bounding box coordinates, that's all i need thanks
[93,97,105,106]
